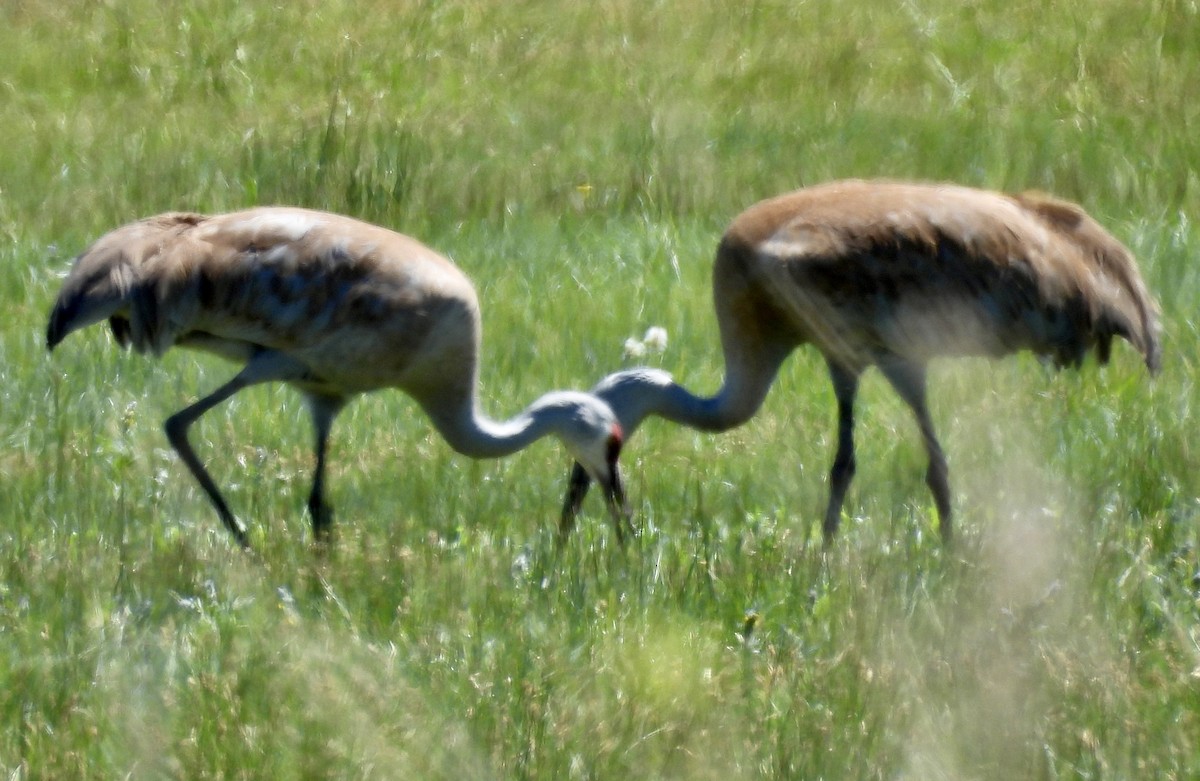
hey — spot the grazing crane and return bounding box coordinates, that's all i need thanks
[46,207,630,548]
[560,179,1161,544]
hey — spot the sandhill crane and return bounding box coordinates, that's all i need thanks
[560,179,1161,545]
[46,207,630,548]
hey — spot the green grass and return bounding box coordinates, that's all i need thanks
[3,0,1199,777]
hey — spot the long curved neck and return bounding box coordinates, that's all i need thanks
[420,390,569,459]
[613,353,787,436]
[655,375,769,433]
[646,382,730,432]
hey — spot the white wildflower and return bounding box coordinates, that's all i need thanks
[642,326,668,352]
[623,337,647,359]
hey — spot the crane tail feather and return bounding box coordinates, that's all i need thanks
[1091,246,1162,375]
[1014,191,1162,375]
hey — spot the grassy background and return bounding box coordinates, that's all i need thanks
[3,0,1199,777]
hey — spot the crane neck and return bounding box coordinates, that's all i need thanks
[419,389,591,460]
[652,379,768,433]
[598,365,781,437]
[644,382,729,432]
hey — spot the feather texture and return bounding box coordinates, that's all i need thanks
[720,180,1161,374]
[48,207,629,546]
[561,180,1162,544]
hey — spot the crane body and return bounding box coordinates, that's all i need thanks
[48,207,629,547]
[561,180,1161,544]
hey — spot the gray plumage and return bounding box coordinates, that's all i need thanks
[561,180,1161,544]
[48,207,629,547]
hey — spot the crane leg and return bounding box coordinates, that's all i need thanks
[877,357,953,543]
[305,394,346,543]
[823,360,861,544]
[163,350,310,548]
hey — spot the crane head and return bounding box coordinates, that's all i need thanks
[557,368,679,541]
[588,367,676,436]
[544,390,632,544]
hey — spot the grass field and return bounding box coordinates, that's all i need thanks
[2,0,1199,777]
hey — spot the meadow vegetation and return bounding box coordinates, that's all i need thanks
[1,0,1198,777]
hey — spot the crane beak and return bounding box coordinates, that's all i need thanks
[558,461,593,542]
[598,430,633,546]
[557,433,633,547]
[600,460,632,546]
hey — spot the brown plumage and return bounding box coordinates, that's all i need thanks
[560,180,1161,544]
[47,207,629,547]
